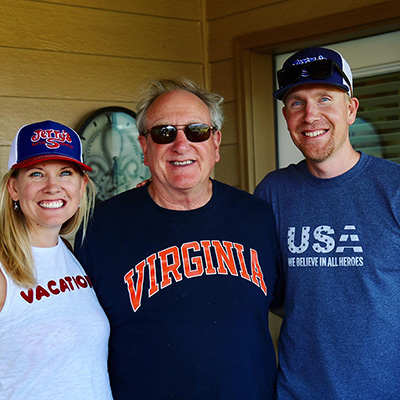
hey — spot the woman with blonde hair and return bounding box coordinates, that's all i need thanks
[0,120,112,399]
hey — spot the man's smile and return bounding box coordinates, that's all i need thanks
[303,129,326,138]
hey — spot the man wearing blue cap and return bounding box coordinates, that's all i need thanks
[255,47,400,399]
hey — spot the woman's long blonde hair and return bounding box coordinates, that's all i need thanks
[0,168,96,288]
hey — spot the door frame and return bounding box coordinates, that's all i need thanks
[233,1,400,192]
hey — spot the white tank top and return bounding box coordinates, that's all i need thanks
[0,239,113,399]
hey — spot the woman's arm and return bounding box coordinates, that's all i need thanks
[0,269,6,311]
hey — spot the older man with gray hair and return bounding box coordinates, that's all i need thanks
[76,77,281,400]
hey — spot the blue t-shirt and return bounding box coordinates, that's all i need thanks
[76,179,279,400]
[255,152,400,400]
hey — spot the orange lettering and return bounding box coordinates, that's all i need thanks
[147,254,159,297]
[201,240,217,274]
[124,260,146,312]
[234,243,251,281]
[182,241,204,278]
[159,246,182,289]
[212,241,238,276]
[250,249,267,295]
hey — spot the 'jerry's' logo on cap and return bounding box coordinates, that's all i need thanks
[31,129,73,149]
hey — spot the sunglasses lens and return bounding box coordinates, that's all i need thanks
[185,124,212,142]
[278,64,303,87]
[307,59,333,79]
[148,124,213,144]
[150,126,177,144]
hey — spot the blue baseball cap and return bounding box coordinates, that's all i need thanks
[8,120,92,171]
[274,47,353,100]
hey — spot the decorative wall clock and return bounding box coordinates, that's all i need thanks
[78,106,151,202]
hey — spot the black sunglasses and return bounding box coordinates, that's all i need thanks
[277,59,352,91]
[144,123,216,144]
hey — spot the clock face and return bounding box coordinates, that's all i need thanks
[78,107,151,202]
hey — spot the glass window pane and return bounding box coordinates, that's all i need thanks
[350,71,400,162]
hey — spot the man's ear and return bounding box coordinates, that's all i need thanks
[282,106,288,123]
[348,97,359,125]
[212,130,222,163]
[138,135,149,166]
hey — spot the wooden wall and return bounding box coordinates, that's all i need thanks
[0,0,396,185]
[0,0,205,177]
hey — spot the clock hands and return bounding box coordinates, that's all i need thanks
[103,113,126,195]
[109,156,119,193]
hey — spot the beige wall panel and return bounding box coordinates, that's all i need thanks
[207,0,388,62]
[0,48,203,101]
[35,0,201,20]
[0,146,11,178]
[0,98,139,145]
[207,0,283,20]
[214,144,240,186]
[221,101,238,146]
[2,0,202,63]
[210,59,235,103]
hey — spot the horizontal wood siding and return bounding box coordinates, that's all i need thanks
[0,0,204,176]
[33,0,200,20]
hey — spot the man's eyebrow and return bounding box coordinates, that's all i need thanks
[284,94,302,103]
[286,89,336,102]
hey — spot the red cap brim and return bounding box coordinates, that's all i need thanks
[12,155,93,172]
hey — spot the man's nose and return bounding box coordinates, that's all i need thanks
[302,102,320,124]
[171,129,191,149]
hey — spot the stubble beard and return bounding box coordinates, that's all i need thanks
[297,135,336,163]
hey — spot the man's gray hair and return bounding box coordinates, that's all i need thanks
[136,77,224,134]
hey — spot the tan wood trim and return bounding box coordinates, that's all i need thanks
[200,0,210,88]
[234,46,252,191]
[234,1,400,52]
[250,53,276,187]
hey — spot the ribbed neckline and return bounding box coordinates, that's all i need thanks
[31,238,62,253]
[300,151,369,188]
[142,179,220,220]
